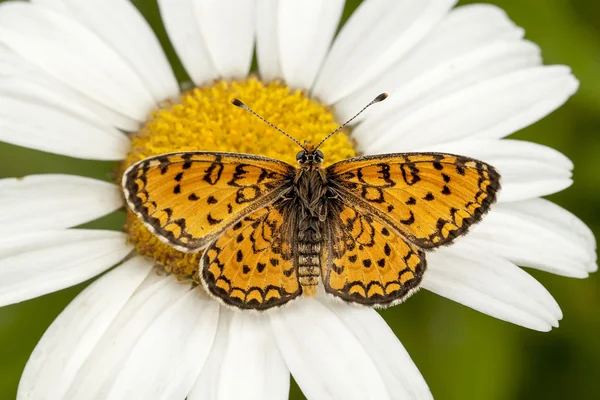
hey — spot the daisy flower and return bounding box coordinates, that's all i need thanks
[0,0,596,399]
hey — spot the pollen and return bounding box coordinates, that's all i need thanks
[120,77,356,281]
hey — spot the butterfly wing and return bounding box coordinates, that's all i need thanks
[123,152,295,252]
[200,203,302,310]
[326,153,501,249]
[322,201,426,307]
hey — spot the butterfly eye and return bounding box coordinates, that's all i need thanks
[315,150,324,161]
[296,150,307,161]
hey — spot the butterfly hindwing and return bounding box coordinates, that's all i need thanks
[322,201,426,307]
[200,204,302,310]
[123,152,294,252]
[327,153,501,249]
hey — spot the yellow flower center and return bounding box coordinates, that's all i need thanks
[120,78,356,281]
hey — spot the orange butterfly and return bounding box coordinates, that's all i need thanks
[123,94,501,310]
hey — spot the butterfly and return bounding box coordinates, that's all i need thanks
[122,94,501,311]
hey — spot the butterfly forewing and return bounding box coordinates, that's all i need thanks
[322,201,426,306]
[123,152,295,252]
[326,153,501,249]
[200,204,302,310]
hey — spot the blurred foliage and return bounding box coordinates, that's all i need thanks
[0,0,598,399]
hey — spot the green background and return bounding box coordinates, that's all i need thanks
[0,0,598,398]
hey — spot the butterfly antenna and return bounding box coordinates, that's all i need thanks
[231,99,306,150]
[314,93,388,150]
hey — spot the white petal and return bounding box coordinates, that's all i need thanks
[422,139,573,202]
[362,66,579,152]
[197,312,290,400]
[337,4,527,124]
[468,199,597,277]
[507,199,597,273]
[0,174,122,233]
[276,0,344,89]
[17,257,152,400]
[188,310,233,399]
[32,0,179,102]
[347,39,540,134]
[255,0,282,82]
[193,0,256,79]
[220,313,289,400]
[0,3,156,122]
[105,290,220,400]
[190,311,290,400]
[0,72,114,128]
[270,299,390,400]
[0,230,131,307]
[257,0,344,87]
[322,301,432,400]
[0,44,140,131]
[157,0,218,85]
[64,278,195,399]
[0,77,130,160]
[423,243,562,331]
[313,0,457,104]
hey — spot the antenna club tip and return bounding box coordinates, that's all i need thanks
[232,98,245,108]
[375,93,388,102]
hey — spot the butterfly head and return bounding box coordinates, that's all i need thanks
[296,148,324,166]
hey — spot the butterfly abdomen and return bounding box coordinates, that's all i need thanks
[297,230,321,297]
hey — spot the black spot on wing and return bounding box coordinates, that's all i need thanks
[400,211,415,225]
[207,213,222,225]
[384,244,391,256]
